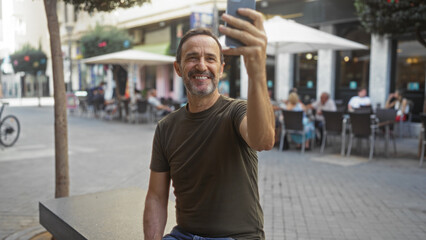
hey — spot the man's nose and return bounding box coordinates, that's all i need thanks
[195,58,207,71]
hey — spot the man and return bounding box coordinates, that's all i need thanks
[143,8,275,240]
[308,92,336,143]
[147,89,173,117]
[89,81,106,117]
[310,92,337,122]
[348,87,371,111]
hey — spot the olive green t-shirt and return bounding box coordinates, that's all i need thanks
[150,95,265,239]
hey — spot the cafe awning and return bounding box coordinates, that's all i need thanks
[82,49,175,65]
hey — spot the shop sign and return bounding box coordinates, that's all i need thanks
[407,82,419,91]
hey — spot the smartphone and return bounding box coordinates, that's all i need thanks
[225,0,256,48]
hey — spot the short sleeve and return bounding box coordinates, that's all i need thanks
[150,124,170,172]
[231,100,247,138]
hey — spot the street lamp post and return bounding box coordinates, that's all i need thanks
[66,25,74,92]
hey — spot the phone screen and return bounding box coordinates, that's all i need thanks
[225,0,256,48]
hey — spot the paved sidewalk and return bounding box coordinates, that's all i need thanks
[1,106,425,240]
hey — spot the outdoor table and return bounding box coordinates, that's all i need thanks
[39,188,176,240]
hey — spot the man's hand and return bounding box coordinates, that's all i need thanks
[219,8,267,80]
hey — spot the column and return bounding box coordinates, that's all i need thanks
[317,25,336,99]
[275,53,294,101]
[173,71,184,102]
[369,34,392,106]
[128,63,136,103]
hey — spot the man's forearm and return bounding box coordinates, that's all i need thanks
[143,195,168,240]
[246,72,275,150]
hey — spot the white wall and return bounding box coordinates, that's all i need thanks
[1,0,53,96]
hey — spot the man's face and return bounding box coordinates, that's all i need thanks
[359,89,367,97]
[174,35,224,97]
[320,94,328,104]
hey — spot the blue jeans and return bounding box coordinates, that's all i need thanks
[163,226,234,240]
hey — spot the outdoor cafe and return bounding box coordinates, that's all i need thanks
[278,104,422,163]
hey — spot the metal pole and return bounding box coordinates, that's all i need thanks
[212,0,218,36]
[37,71,42,107]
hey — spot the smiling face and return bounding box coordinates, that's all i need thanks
[174,35,224,97]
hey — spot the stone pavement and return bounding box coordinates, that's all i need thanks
[0,105,425,240]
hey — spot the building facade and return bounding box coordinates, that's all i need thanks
[259,0,424,122]
[0,0,53,98]
[1,0,423,123]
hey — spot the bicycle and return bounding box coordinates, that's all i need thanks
[0,101,20,147]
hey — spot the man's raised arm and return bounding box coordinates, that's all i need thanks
[219,9,275,151]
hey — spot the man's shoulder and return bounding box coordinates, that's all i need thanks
[220,95,246,107]
[157,106,185,126]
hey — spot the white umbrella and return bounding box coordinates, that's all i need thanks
[82,49,175,65]
[82,49,175,104]
[264,16,368,54]
[219,16,368,54]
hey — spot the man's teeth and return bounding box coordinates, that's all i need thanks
[195,76,208,80]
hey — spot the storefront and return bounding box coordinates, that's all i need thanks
[258,0,424,122]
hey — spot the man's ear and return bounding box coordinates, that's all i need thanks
[174,61,182,77]
[219,63,225,79]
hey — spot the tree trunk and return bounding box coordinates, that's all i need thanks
[43,0,69,198]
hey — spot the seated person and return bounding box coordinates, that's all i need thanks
[348,87,371,112]
[89,82,106,117]
[147,89,172,117]
[385,89,410,121]
[308,92,337,143]
[284,92,315,149]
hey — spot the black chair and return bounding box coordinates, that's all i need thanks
[173,103,182,111]
[375,108,397,155]
[132,100,151,123]
[320,110,346,155]
[334,99,346,112]
[347,112,377,160]
[279,110,314,154]
[397,100,414,138]
[419,113,426,167]
[354,105,373,114]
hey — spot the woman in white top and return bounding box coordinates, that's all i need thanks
[385,90,410,121]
